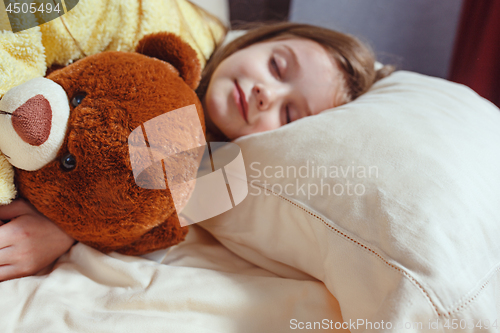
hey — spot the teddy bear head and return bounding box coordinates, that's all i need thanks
[0,33,206,255]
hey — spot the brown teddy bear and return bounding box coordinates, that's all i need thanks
[0,32,206,255]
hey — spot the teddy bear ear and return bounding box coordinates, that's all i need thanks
[136,32,202,90]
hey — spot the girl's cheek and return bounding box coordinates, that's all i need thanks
[254,117,279,133]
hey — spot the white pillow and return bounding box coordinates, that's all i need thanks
[184,71,500,325]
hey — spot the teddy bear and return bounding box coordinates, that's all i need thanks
[0,32,206,255]
[1,0,227,208]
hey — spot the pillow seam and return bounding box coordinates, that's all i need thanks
[254,181,444,317]
[444,265,500,317]
[270,186,500,317]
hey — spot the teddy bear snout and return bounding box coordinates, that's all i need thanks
[12,94,52,146]
[0,77,70,171]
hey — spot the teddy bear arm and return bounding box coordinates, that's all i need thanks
[113,215,189,256]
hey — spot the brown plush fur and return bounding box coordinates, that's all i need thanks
[135,32,202,91]
[15,33,205,255]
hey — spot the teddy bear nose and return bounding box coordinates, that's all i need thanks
[12,94,52,146]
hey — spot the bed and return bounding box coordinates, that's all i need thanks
[0,224,345,332]
[2,1,500,332]
[3,71,500,333]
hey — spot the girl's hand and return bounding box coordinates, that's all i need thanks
[0,199,75,282]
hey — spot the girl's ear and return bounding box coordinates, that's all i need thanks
[136,32,202,90]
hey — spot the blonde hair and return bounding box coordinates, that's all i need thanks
[197,22,394,104]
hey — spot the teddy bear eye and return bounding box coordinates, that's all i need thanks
[61,153,77,171]
[71,93,86,107]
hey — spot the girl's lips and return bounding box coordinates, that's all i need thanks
[234,80,248,123]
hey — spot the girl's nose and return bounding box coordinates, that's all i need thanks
[252,84,272,112]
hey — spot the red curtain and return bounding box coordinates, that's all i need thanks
[449,0,500,107]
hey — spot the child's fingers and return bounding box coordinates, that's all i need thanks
[0,219,24,250]
[0,243,15,275]
[0,244,13,263]
[0,264,31,282]
[0,199,35,221]
[0,222,15,250]
[0,264,15,282]
[0,242,38,281]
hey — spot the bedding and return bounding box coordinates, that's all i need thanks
[0,224,346,332]
[184,71,500,330]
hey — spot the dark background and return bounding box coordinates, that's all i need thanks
[229,0,291,27]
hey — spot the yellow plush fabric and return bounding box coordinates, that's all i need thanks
[40,0,226,69]
[0,154,16,204]
[0,0,226,204]
[0,0,226,97]
[0,28,46,97]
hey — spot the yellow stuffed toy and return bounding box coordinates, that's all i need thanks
[0,154,15,204]
[0,0,226,204]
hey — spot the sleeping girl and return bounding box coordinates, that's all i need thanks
[0,22,393,282]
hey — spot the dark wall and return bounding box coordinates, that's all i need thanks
[290,0,463,78]
[229,0,291,27]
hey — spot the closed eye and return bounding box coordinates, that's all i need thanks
[281,104,292,125]
[282,104,301,125]
[271,57,281,78]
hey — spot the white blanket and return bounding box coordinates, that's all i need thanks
[0,225,345,333]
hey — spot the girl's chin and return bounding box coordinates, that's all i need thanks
[222,122,245,140]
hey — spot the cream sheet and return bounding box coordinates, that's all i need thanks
[0,225,346,332]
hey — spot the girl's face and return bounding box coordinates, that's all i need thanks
[204,37,346,140]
